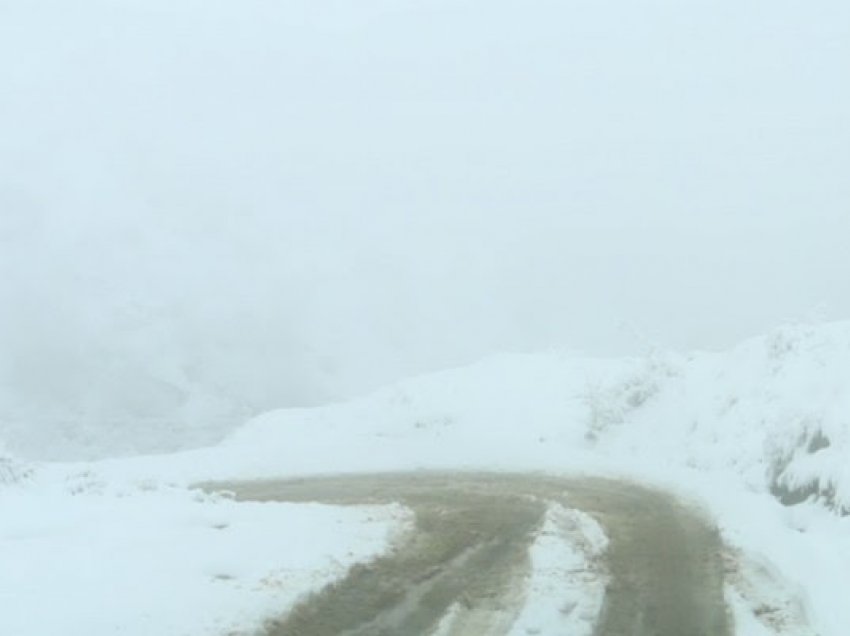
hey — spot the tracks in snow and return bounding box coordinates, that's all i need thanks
[208,472,746,636]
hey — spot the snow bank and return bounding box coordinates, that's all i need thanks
[599,322,850,514]
[174,321,849,516]
[0,478,409,636]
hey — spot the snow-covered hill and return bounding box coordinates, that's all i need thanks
[204,321,850,515]
[2,322,849,635]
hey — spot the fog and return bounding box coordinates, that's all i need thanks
[1,0,848,455]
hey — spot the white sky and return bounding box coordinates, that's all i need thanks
[1,0,848,417]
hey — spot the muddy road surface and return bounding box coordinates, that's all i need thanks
[210,472,732,636]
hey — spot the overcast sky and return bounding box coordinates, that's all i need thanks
[1,0,848,428]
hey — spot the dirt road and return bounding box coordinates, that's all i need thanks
[211,473,731,636]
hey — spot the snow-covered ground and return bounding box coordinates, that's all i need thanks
[2,322,850,634]
[0,472,408,636]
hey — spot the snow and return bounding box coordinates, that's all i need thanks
[727,588,776,636]
[2,1,847,632]
[0,478,409,636]
[2,321,850,634]
[429,504,608,636]
[507,504,608,636]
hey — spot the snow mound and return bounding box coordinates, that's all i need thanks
[216,322,850,515]
[599,322,850,514]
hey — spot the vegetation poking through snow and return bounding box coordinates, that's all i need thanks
[0,445,33,486]
[583,354,679,442]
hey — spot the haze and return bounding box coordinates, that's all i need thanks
[1,0,848,454]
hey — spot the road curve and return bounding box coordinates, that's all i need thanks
[208,472,732,636]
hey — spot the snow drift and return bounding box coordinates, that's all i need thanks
[218,321,850,515]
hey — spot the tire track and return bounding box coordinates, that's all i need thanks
[208,473,732,636]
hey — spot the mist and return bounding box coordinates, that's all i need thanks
[1,0,848,457]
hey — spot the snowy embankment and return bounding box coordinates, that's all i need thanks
[0,460,408,636]
[2,322,850,635]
